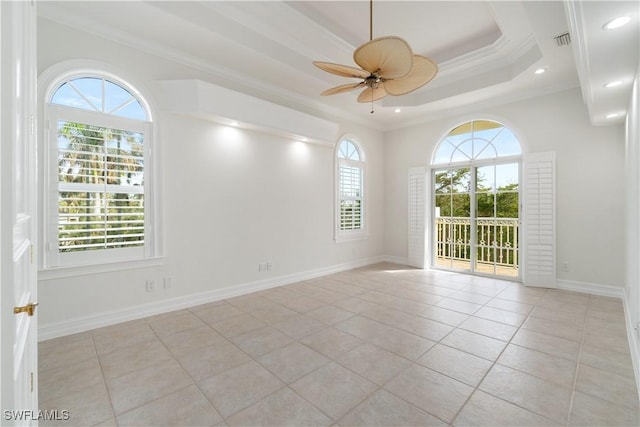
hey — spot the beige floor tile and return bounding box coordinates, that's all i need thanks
[485,297,534,315]
[511,328,580,361]
[39,356,104,402]
[435,298,482,315]
[336,316,435,360]
[339,389,447,426]
[230,325,293,357]
[300,327,364,359]
[190,301,245,324]
[522,316,583,342]
[176,341,252,381]
[147,309,207,337]
[446,290,492,305]
[569,390,640,427]
[384,363,474,423]
[453,390,559,426]
[92,322,157,355]
[117,384,223,426]
[160,325,226,357]
[99,338,174,379]
[473,306,527,326]
[420,306,469,326]
[224,294,274,312]
[336,343,411,386]
[198,361,284,418]
[258,342,330,383]
[208,312,266,338]
[459,316,518,341]
[227,387,333,426]
[250,304,300,324]
[280,295,327,313]
[418,344,493,387]
[583,327,631,354]
[291,362,377,420]
[39,332,96,372]
[497,344,577,388]
[440,328,507,361]
[331,297,383,314]
[575,364,640,410]
[530,306,586,325]
[496,287,546,304]
[272,313,327,339]
[37,264,640,427]
[106,359,193,415]
[40,381,113,427]
[579,343,635,376]
[307,305,356,325]
[479,364,572,424]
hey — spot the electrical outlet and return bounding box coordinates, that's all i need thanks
[561,261,570,272]
[145,280,156,292]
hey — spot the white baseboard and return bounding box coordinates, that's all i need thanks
[556,279,626,299]
[380,255,409,265]
[621,291,640,397]
[38,256,386,341]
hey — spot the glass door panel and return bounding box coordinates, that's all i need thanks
[434,167,471,271]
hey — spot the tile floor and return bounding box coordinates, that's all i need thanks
[39,263,640,426]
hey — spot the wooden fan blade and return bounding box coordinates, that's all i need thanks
[313,61,370,78]
[357,85,388,103]
[321,82,365,96]
[384,55,438,96]
[354,36,413,79]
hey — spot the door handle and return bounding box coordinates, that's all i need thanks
[14,302,38,316]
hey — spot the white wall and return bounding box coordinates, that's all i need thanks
[37,19,385,335]
[625,61,640,385]
[384,88,626,289]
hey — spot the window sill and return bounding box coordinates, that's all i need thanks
[334,233,369,243]
[39,257,164,281]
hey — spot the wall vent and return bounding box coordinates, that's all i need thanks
[554,32,571,47]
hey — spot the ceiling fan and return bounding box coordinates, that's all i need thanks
[313,0,438,108]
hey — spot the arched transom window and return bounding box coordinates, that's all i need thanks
[433,120,521,165]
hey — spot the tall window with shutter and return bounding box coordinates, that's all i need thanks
[336,138,366,241]
[44,75,155,267]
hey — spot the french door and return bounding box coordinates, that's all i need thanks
[433,162,520,278]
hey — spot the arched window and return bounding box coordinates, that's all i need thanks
[336,138,366,240]
[431,120,521,278]
[43,73,155,268]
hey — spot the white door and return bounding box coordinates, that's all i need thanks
[1,1,39,425]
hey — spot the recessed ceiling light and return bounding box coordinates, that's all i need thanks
[605,80,622,88]
[606,113,623,119]
[534,68,546,75]
[394,108,401,113]
[603,16,631,30]
[230,121,239,127]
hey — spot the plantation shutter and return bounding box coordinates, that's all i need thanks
[339,164,363,230]
[522,152,556,287]
[408,167,426,268]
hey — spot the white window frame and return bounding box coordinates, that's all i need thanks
[40,70,160,272]
[335,137,367,242]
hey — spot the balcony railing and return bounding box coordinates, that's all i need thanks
[435,216,519,277]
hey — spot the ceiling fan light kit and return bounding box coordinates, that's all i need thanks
[313,0,438,109]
